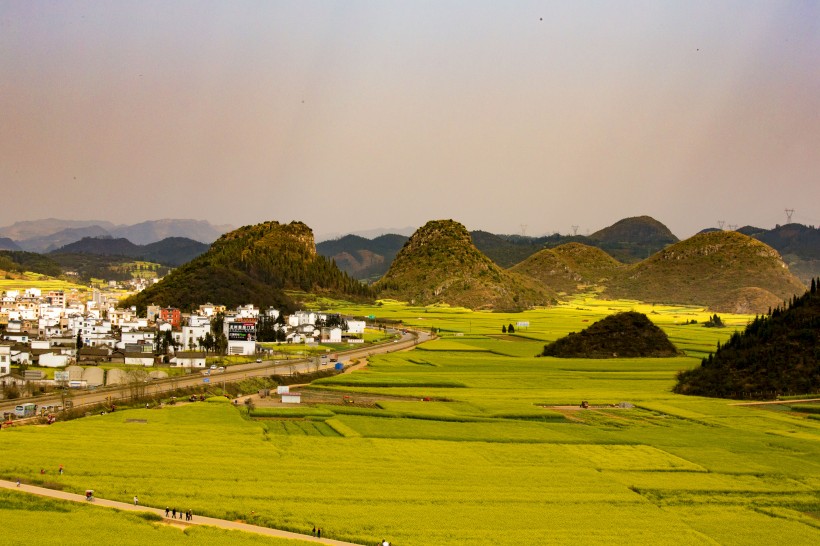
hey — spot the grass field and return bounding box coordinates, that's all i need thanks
[1,298,818,545]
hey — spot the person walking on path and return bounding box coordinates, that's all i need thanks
[165,507,170,517]
[317,528,321,538]
[133,495,138,506]
[172,508,176,519]
[58,465,64,475]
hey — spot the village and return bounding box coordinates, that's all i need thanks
[0,288,366,396]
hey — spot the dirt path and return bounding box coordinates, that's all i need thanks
[0,479,362,545]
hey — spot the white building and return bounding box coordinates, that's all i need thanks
[39,352,72,368]
[346,320,366,334]
[170,351,207,368]
[0,344,10,377]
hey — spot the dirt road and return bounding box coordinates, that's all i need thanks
[0,479,362,545]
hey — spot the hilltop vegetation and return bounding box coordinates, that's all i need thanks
[541,311,679,358]
[375,220,554,311]
[510,243,623,294]
[675,279,820,399]
[588,215,679,263]
[0,250,62,277]
[121,221,372,313]
[604,231,806,314]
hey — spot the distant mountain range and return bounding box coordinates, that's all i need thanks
[318,216,820,286]
[0,218,233,252]
[372,220,805,314]
[50,236,210,267]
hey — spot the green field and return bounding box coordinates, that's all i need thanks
[2,299,818,545]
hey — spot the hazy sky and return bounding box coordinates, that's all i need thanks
[2,1,818,240]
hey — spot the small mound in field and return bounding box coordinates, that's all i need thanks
[541,312,679,358]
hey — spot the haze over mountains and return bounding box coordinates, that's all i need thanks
[0,218,233,252]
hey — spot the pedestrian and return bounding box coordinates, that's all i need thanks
[317,528,321,538]
[165,507,170,517]
[16,479,20,487]
[172,508,176,519]
[59,464,64,475]
[312,526,316,536]
[133,495,138,506]
[40,468,45,475]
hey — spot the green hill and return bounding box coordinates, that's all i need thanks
[674,279,820,399]
[510,243,623,294]
[588,215,679,263]
[605,231,806,313]
[121,220,372,313]
[375,219,554,311]
[0,250,62,277]
[541,311,679,358]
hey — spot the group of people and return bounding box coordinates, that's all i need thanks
[165,506,193,521]
[312,526,322,538]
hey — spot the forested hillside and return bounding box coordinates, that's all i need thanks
[674,279,820,398]
[121,221,372,313]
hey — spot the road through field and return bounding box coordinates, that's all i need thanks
[0,479,362,545]
[1,329,431,419]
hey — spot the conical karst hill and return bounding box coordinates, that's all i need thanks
[376,219,554,311]
[605,231,806,314]
[511,242,623,294]
[122,220,371,313]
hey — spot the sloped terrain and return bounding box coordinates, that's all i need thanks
[376,219,554,311]
[606,231,806,313]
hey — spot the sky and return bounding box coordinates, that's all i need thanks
[1,1,819,240]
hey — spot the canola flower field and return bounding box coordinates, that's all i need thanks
[1,298,819,545]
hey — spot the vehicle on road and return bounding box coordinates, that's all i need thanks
[14,403,37,418]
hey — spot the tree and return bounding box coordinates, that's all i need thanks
[502,325,507,333]
[214,332,228,356]
[76,332,84,351]
[508,323,515,334]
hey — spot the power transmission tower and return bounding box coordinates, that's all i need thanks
[520,224,527,236]
[571,225,579,236]
[785,209,794,223]
[727,224,737,231]
[717,220,725,230]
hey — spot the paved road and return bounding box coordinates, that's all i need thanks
[0,479,362,545]
[2,329,431,419]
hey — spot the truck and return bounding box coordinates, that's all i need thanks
[329,353,338,363]
[14,403,37,418]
